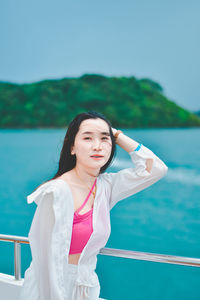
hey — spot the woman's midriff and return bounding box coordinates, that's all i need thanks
[68,253,81,265]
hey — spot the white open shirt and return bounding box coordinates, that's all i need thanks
[20,143,168,300]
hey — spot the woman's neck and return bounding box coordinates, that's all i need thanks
[72,166,99,187]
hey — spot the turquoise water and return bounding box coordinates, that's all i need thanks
[0,128,200,299]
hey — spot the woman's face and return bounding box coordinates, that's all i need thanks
[71,118,113,172]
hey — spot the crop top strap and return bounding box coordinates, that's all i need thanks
[75,178,97,214]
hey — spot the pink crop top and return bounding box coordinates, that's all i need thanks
[69,178,97,255]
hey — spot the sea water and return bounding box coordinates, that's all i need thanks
[0,128,200,300]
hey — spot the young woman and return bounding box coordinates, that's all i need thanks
[20,111,168,300]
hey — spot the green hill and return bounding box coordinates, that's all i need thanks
[0,74,200,128]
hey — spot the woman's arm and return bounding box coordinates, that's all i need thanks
[112,127,140,152]
[22,183,65,300]
[112,128,154,173]
[101,128,168,210]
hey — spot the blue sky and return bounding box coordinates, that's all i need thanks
[1,0,199,112]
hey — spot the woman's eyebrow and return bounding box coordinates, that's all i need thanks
[82,131,110,136]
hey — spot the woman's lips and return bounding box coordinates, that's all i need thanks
[91,155,104,159]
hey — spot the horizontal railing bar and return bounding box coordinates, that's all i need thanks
[99,247,200,267]
[0,234,29,244]
[1,234,200,268]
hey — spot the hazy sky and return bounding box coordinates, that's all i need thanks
[1,0,200,112]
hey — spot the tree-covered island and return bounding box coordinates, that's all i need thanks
[0,74,200,128]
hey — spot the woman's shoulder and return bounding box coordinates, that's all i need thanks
[27,178,68,205]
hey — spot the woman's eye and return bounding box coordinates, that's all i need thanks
[84,137,109,140]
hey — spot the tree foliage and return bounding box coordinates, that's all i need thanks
[0,74,200,128]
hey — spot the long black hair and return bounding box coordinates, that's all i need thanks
[34,111,116,191]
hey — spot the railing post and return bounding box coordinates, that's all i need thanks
[14,241,21,280]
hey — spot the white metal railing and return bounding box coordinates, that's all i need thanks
[99,247,200,267]
[0,234,29,280]
[1,233,200,281]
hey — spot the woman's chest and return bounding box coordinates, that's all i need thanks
[70,185,95,214]
[59,174,95,214]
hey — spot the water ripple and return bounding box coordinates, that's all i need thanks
[110,159,200,186]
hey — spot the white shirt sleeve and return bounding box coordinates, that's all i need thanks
[23,183,64,300]
[101,143,168,210]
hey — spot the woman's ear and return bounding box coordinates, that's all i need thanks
[71,146,75,155]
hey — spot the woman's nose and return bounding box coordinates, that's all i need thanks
[93,139,102,149]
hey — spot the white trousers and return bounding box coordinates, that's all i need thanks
[66,263,101,300]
